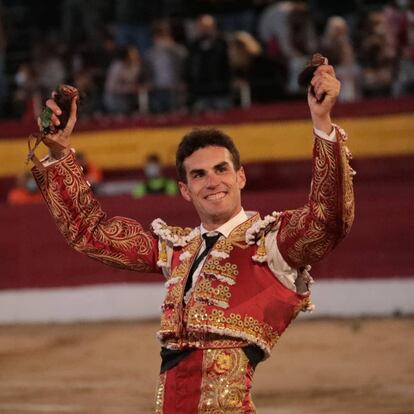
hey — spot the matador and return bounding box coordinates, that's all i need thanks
[31,62,354,413]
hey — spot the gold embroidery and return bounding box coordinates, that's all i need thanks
[277,131,355,267]
[154,372,166,413]
[211,238,234,255]
[203,259,239,285]
[164,332,249,350]
[171,261,189,279]
[170,237,202,279]
[228,213,260,242]
[158,307,181,336]
[340,141,355,235]
[163,284,184,308]
[194,279,232,308]
[187,304,280,356]
[311,137,338,223]
[198,348,256,413]
[158,239,167,264]
[164,224,193,238]
[33,153,155,272]
[83,252,152,272]
[255,233,267,259]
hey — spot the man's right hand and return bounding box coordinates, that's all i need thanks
[38,94,78,160]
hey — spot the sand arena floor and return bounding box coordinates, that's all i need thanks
[0,317,413,414]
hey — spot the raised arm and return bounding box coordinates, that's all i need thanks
[31,93,159,273]
[277,63,355,268]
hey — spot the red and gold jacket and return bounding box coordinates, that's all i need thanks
[32,125,354,357]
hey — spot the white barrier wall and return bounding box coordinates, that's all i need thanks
[1,278,413,324]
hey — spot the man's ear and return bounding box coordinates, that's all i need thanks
[178,181,192,202]
[237,166,246,190]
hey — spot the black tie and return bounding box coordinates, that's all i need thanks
[184,233,220,296]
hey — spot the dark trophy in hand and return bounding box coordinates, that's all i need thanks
[40,84,80,134]
[298,53,327,103]
[28,85,80,167]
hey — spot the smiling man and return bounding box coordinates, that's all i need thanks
[177,133,246,229]
[30,62,354,413]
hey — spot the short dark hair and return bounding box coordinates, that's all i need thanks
[176,128,241,182]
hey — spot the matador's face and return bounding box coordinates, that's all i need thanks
[179,146,246,230]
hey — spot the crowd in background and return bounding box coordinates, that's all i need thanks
[0,0,413,120]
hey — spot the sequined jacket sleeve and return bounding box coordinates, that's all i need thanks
[32,151,159,273]
[276,125,355,268]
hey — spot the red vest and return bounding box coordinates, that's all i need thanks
[154,213,311,357]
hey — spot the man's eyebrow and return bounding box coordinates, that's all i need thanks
[214,161,230,169]
[189,161,230,176]
[189,168,205,176]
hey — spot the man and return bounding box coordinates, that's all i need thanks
[188,14,232,112]
[145,20,188,114]
[31,62,354,413]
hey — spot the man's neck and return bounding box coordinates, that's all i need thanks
[200,209,248,238]
[201,207,242,230]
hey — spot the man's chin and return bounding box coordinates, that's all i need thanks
[203,207,234,223]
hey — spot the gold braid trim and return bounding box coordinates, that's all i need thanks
[194,279,232,309]
[154,372,166,414]
[186,304,280,357]
[337,128,355,235]
[32,151,156,272]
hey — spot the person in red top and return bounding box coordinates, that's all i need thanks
[7,171,43,205]
[31,62,354,413]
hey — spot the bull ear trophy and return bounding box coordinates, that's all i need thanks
[27,84,80,170]
[298,53,328,103]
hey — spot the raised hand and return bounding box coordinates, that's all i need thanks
[38,88,79,160]
[308,64,341,133]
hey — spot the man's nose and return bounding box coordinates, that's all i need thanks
[205,172,220,188]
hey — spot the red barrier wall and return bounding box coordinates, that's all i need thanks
[2,97,414,290]
[2,177,413,291]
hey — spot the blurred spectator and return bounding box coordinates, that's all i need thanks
[258,1,317,95]
[0,0,413,120]
[190,0,257,34]
[61,0,108,47]
[76,152,103,190]
[69,40,104,118]
[307,0,361,35]
[228,31,287,103]
[73,30,119,114]
[103,45,146,115]
[358,10,396,97]
[0,1,8,117]
[7,171,43,205]
[320,16,361,102]
[114,0,161,54]
[32,41,67,102]
[394,0,414,95]
[188,14,232,112]
[383,1,407,57]
[132,154,177,198]
[72,67,100,117]
[145,20,188,113]
[12,63,41,119]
